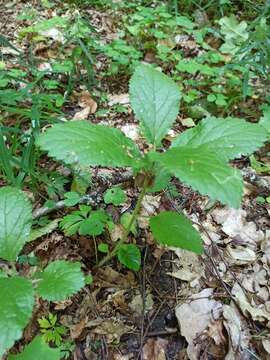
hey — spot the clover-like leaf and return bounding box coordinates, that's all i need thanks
[36,260,85,301]
[172,117,267,161]
[117,244,141,271]
[63,191,81,206]
[130,64,181,146]
[0,186,32,262]
[8,336,61,360]
[150,211,203,254]
[0,277,34,356]
[151,146,243,208]
[37,121,141,168]
[104,187,127,206]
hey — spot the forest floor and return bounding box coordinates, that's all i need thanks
[0,0,270,359]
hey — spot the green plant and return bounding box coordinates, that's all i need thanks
[60,204,113,236]
[38,313,67,347]
[37,63,268,271]
[0,187,86,358]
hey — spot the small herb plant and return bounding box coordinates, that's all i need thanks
[37,63,268,271]
[0,187,86,358]
[60,204,113,236]
[38,313,67,347]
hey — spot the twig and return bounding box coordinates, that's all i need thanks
[241,167,270,192]
[33,170,133,219]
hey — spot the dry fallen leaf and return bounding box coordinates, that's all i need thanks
[167,248,203,283]
[91,319,132,343]
[138,195,160,229]
[180,118,195,128]
[73,91,97,120]
[175,288,223,360]
[231,283,270,324]
[96,267,136,289]
[70,316,88,339]
[120,124,140,142]
[129,290,154,315]
[225,245,256,265]
[73,106,91,121]
[142,338,168,360]
[223,304,249,360]
[108,93,129,106]
[212,207,264,246]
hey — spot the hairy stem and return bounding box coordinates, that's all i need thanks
[97,179,148,267]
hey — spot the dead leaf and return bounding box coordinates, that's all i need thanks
[120,124,140,142]
[225,245,256,265]
[212,208,264,246]
[78,91,97,112]
[167,248,203,283]
[108,93,129,106]
[54,299,73,310]
[175,288,223,360]
[138,195,160,229]
[73,91,97,120]
[71,317,88,339]
[180,118,195,128]
[73,106,91,121]
[223,304,249,360]
[142,338,168,360]
[129,290,154,315]
[262,338,270,354]
[231,283,270,324]
[40,28,65,42]
[91,319,132,343]
[96,267,136,289]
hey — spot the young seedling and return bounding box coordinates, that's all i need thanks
[0,187,86,358]
[37,63,268,271]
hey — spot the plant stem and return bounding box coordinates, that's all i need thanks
[97,179,148,267]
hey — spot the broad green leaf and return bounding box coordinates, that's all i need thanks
[0,187,32,261]
[151,146,243,208]
[36,121,141,168]
[148,164,171,193]
[104,187,127,206]
[79,209,109,236]
[219,16,248,54]
[79,215,104,236]
[259,107,270,135]
[63,192,81,206]
[36,260,85,301]
[0,277,34,356]
[8,336,61,360]
[130,64,181,146]
[150,211,203,254]
[117,244,141,271]
[98,243,109,253]
[172,117,267,161]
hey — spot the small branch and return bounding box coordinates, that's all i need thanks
[32,194,100,219]
[241,167,270,192]
[33,170,133,219]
